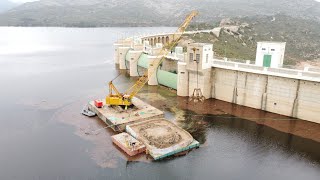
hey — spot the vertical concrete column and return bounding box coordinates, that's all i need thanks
[232,71,239,104]
[188,69,212,99]
[152,47,162,56]
[144,40,150,47]
[143,41,150,54]
[129,51,142,77]
[134,44,143,51]
[177,62,189,96]
[261,76,269,111]
[118,47,131,70]
[183,52,188,62]
[114,44,122,64]
[200,69,213,99]
[148,56,160,86]
[291,80,301,118]
[211,68,216,98]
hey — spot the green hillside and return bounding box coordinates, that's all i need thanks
[183,15,320,65]
[0,0,319,27]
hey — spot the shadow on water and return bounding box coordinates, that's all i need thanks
[179,111,320,163]
[177,112,208,144]
[134,82,320,164]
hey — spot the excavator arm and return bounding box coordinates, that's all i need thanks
[108,81,122,97]
[106,11,198,106]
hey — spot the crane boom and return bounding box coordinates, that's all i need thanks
[106,11,199,107]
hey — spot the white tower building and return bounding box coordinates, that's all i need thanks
[255,41,286,68]
[186,43,213,70]
[177,43,213,99]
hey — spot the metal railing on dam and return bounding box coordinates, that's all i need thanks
[211,59,320,82]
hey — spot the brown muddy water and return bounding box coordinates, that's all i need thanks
[0,27,319,180]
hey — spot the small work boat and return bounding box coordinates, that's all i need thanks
[81,105,96,117]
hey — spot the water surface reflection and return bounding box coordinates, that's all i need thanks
[0,27,319,179]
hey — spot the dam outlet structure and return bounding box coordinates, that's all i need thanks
[114,31,320,124]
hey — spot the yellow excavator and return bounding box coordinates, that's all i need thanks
[106,11,199,107]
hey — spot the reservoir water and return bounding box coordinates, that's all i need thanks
[0,27,319,180]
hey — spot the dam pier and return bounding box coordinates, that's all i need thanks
[114,31,320,124]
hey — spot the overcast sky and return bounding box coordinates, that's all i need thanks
[8,0,320,3]
[10,0,38,3]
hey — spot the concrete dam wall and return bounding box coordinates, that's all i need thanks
[180,59,320,124]
[210,68,320,122]
[114,34,320,124]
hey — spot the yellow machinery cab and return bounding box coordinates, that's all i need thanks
[106,94,132,106]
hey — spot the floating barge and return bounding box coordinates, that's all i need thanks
[88,97,199,160]
[126,119,199,160]
[88,97,164,131]
[111,132,146,156]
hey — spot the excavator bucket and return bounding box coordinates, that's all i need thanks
[189,88,205,103]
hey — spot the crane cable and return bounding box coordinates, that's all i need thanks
[110,73,122,82]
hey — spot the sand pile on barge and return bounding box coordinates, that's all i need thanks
[126,119,198,160]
